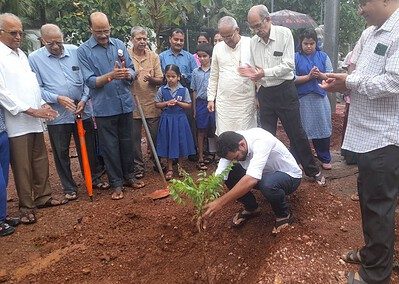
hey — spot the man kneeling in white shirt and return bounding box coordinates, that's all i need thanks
[201,128,302,234]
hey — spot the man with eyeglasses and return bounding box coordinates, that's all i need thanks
[240,5,325,186]
[77,12,145,201]
[28,24,107,201]
[0,13,67,225]
[320,1,399,283]
[207,16,257,137]
[127,26,163,179]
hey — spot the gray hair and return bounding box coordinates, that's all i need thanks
[218,16,238,30]
[0,13,21,30]
[257,5,270,18]
[40,23,63,38]
[130,26,147,37]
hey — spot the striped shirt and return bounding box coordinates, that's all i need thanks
[343,8,399,153]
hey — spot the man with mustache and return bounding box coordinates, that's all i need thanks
[127,26,163,178]
[0,13,66,225]
[320,1,399,282]
[28,24,106,201]
[77,12,145,200]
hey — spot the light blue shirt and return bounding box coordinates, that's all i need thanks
[77,36,136,117]
[28,44,92,125]
[190,67,210,100]
[159,48,197,85]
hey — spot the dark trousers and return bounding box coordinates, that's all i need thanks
[257,81,319,177]
[312,137,331,164]
[225,164,301,217]
[47,118,101,194]
[132,117,159,173]
[96,113,135,188]
[358,145,399,284]
[0,131,9,221]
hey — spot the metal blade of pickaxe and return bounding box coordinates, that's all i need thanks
[132,93,169,200]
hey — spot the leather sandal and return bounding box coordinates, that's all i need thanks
[341,249,362,264]
[232,207,261,227]
[165,170,174,181]
[20,212,37,225]
[111,187,124,200]
[37,197,68,209]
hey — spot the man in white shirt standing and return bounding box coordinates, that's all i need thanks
[207,16,257,136]
[320,1,399,283]
[240,5,325,186]
[0,13,67,225]
[201,128,302,234]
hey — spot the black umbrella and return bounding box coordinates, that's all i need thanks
[270,9,318,29]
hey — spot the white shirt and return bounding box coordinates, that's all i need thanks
[215,128,302,179]
[0,42,44,137]
[343,9,399,153]
[250,25,295,87]
[207,36,257,136]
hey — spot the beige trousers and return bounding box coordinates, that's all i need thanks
[9,132,52,212]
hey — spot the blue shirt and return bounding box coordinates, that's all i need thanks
[294,50,333,98]
[28,44,92,125]
[190,67,210,100]
[77,36,136,117]
[0,107,6,133]
[159,48,197,85]
[155,83,191,103]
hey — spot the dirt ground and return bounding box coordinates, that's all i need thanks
[1,103,398,284]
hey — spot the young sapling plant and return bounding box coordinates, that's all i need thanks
[169,163,233,231]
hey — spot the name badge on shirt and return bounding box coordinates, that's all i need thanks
[273,51,283,56]
[72,66,80,71]
[374,43,388,56]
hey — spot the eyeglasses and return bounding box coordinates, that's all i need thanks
[248,17,267,33]
[91,28,111,35]
[42,39,64,47]
[0,30,24,37]
[221,29,237,40]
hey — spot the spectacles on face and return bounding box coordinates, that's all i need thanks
[0,30,24,37]
[221,29,237,40]
[42,39,64,47]
[91,28,111,35]
[248,17,267,33]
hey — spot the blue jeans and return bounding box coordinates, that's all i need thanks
[225,164,301,218]
[0,131,9,222]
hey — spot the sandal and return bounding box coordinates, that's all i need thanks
[347,272,367,283]
[124,179,146,189]
[196,161,208,171]
[0,222,15,236]
[165,170,174,181]
[93,181,110,190]
[272,213,293,235]
[5,216,20,227]
[314,172,326,186]
[134,172,144,179]
[341,249,362,264]
[20,212,37,225]
[232,207,261,227]
[111,187,124,200]
[37,197,68,209]
[177,165,185,177]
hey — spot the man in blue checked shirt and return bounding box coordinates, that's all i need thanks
[77,12,145,200]
[29,24,108,201]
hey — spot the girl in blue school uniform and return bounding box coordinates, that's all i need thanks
[155,64,195,180]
